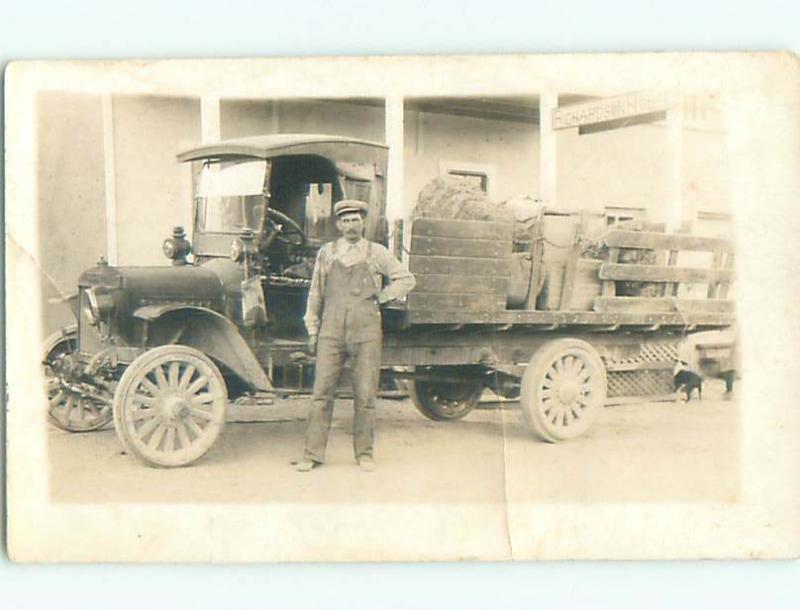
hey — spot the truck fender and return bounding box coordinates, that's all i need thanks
[133,305,272,392]
[43,323,78,357]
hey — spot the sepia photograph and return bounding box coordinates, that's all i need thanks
[5,53,799,562]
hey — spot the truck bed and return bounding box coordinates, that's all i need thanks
[397,217,735,333]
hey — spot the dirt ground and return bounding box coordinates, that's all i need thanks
[48,379,739,504]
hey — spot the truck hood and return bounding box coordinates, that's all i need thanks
[79,264,226,311]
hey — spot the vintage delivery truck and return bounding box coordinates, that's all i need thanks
[43,134,736,467]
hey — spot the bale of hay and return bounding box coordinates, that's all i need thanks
[412,176,509,222]
[413,180,548,252]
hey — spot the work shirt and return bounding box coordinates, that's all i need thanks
[304,237,415,336]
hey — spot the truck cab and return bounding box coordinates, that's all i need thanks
[44,134,390,466]
[179,134,389,339]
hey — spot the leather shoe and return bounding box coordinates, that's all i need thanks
[357,456,375,472]
[296,458,319,472]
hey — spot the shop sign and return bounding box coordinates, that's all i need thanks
[553,92,677,130]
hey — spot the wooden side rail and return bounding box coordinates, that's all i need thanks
[603,230,734,253]
[599,264,735,284]
[595,227,735,310]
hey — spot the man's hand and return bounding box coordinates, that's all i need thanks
[307,334,318,356]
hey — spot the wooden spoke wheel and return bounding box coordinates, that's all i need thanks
[407,368,484,421]
[113,346,227,467]
[520,338,607,442]
[43,327,112,432]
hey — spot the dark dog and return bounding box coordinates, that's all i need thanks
[673,361,703,401]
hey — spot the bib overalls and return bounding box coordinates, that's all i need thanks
[303,241,382,463]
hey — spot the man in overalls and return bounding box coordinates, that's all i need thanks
[296,199,415,471]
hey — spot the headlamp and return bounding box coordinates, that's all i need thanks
[163,226,192,265]
[162,239,177,259]
[83,287,114,326]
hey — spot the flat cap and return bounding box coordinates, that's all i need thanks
[334,199,369,217]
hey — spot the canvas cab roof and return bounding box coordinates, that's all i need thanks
[176,133,388,163]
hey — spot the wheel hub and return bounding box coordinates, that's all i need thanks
[557,380,580,405]
[161,394,190,422]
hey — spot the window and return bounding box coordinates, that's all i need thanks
[447,169,488,192]
[695,211,733,239]
[605,206,646,227]
[268,155,346,243]
[438,160,496,199]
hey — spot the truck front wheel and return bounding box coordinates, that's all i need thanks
[113,345,227,467]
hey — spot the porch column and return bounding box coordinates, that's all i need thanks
[101,94,118,265]
[665,101,684,232]
[384,95,405,255]
[539,92,558,209]
[200,94,221,143]
[195,95,222,238]
[268,100,280,134]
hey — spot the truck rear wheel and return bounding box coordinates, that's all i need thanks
[520,338,607,442]
[113,345,227,467]
[407,367,484,421]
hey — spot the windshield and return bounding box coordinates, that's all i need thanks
[196,159,267,234]
[193,156,379,241]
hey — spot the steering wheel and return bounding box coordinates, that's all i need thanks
[262,208,307,246]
